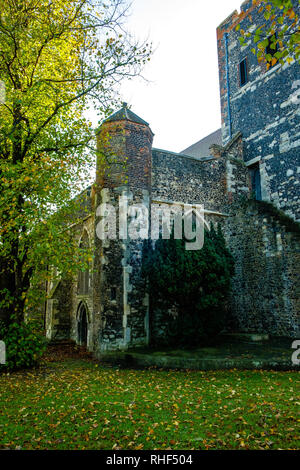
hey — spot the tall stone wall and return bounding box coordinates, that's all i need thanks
[152,134,249,210]
[151,138,300,341]
[217,0,300,220]
[225,200,300,337]
[152,150,228,212]
[150,139,250,343]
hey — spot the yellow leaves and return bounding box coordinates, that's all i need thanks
[271,57,278,67]
[134,443,144,450]
[258,41,266,51]
[238,415,248,425]
[288,9,296,20]
[2,364,300,450]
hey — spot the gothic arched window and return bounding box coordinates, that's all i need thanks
[77,231,90,295]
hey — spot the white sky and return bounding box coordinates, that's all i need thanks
[114,0,243,153]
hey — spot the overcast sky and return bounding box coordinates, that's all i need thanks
[111,0,242,153]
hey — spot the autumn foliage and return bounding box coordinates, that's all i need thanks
[237,0,299,68]
[0,1,151,326]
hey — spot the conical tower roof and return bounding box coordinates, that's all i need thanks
[103,102,149,126]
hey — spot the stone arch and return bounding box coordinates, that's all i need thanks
[77,229,91,295]
[78,227,92,248]
[76,301,90,346]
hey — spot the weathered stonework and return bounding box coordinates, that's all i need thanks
[45,2,300,351]
[93,111,154,352]
[217,0,300,221]
[224,201,300,337]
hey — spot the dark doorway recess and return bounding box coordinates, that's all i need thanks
[78,303,88,346]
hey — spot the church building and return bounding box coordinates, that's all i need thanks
[45,0,300,354]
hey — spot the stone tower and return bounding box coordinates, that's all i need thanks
[217,0,300,220]
[93,103,154,351]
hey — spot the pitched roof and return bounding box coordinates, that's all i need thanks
[103,102,149,126]
[180,129,222,158]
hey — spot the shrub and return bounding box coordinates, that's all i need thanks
[142,224,234,346]
[0,320,46,371]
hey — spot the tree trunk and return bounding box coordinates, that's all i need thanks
[0,97,29,326]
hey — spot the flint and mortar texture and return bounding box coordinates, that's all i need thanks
[44,2,300,351]
[217,0,300,221]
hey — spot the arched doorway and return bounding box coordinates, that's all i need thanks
[77,303,88,346]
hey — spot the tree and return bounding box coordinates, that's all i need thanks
[0,0,151,326]
[238,0,299,68]
[142,224,235,346]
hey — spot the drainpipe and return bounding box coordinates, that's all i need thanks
[224,32,232,140]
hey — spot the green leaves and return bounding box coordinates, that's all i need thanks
[0,319,46,370]
[142,224,234,346]
[0,0,152,324]
[239,0,299,67]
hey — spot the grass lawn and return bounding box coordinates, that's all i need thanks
[0,357,299,450]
